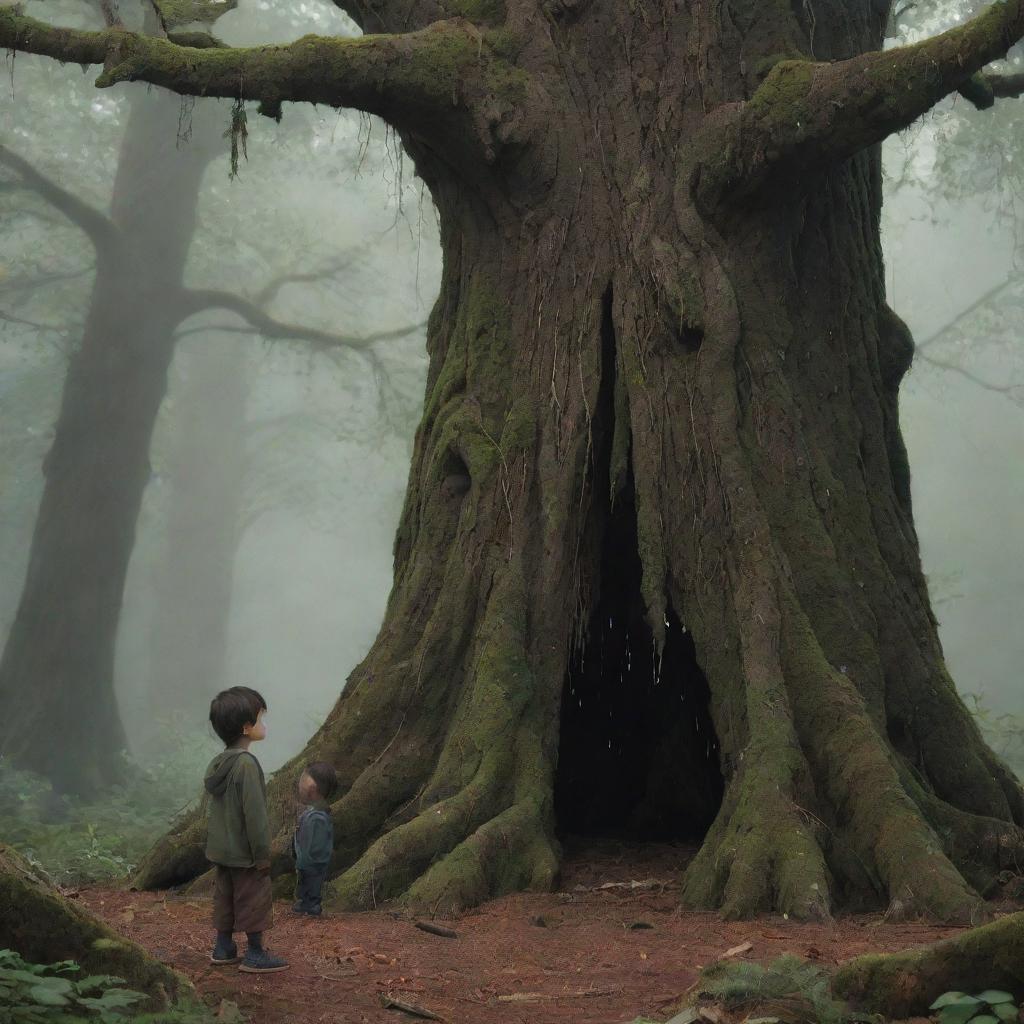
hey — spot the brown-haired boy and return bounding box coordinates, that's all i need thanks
[204,686,288,973]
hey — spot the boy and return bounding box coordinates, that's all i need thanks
[204,686,288,973]
[292,761,337,916]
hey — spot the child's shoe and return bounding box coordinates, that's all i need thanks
[239,948,289,973]
[291,902,322,917]
[210,938,240,965]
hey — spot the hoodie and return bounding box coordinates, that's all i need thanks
[204,748,271,868]
[292,801,333,872]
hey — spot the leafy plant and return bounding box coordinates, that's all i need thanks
[0,950,224,1023]
[0,949,146,1022]
[930,990,1020,1024]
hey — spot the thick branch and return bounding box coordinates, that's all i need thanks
[180,287,426,350]
[0,8,523,146]
[0,144,119,254]
[708,0,1024,203]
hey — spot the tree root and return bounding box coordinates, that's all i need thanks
[0,844,190,1011]
[833,911,1024,1017]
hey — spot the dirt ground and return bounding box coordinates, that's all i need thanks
[79,841,962,1024]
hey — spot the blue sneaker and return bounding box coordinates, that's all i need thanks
[239,948,289,973]
[210,939,240,965]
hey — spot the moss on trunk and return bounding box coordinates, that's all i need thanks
[833,911,1024,1016]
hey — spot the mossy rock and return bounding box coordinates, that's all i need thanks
[0,844,190,1011]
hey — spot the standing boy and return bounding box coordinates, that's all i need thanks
[204,686,288,973]
[292,761,338,916]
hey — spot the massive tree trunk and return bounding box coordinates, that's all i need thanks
[10,0,1024,916]
[0,92,219,796]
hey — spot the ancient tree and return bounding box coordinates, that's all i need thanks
[5,0,1024,919]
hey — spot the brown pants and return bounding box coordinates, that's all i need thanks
[212,864,273,934]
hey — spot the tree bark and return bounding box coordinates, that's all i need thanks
[0,92,220,795]
[9,0,1024,916]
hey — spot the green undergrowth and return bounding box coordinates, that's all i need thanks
[668,956,884,1024]
[0,720,214,886]
[930,989,1020,1024]
[0,949,218,1023]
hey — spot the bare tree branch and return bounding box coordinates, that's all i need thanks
[0,144,119,255]
[0,266,95,296]
[916,350,1023,399]
[180,286,427,351]
[0,308,69,335]
[916,276,1015,351]
[0,8,529,151]
[703,0,1024,205]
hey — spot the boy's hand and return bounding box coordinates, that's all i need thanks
[255,861,271,876]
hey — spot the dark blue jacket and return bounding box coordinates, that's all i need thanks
[293,803,333,871]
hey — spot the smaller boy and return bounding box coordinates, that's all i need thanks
[292,761,338,916]
[204,686,288,973]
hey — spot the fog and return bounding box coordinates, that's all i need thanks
[1,0,1021,784]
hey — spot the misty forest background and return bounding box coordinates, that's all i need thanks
[1,0,1022,886]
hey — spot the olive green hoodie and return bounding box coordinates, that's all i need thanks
[203,748,270,868]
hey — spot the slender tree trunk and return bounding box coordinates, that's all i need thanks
[129,0,1024,919]
[147,340,248,717]
[0,93,218,795]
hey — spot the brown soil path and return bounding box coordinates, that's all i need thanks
[80,842,960,1024]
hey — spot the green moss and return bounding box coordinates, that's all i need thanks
[483,27,524,61]
[155,0,237,28]
[833,912,1024,1016]
[0,845,189,1011]
[450,0,506,22]
[746,59,814,121]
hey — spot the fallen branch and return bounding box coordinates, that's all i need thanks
[379,993,445,1021]
[414,921,457,939]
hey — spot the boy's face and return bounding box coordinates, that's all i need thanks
[242,709,267,743]
[298,771,318,803]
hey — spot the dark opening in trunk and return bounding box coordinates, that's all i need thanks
[554,482,724,840]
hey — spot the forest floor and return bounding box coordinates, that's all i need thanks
[80,840,961,1024]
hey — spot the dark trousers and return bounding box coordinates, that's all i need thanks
[295,866,328,913]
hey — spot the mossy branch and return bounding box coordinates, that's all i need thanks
[704,0,1024,204]
[0,8,522,144]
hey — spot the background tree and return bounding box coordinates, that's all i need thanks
[4,0,1024,921]
[0,0,425,795]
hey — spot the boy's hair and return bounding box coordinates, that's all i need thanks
[304,761,338,802]
[209,686,267,746]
